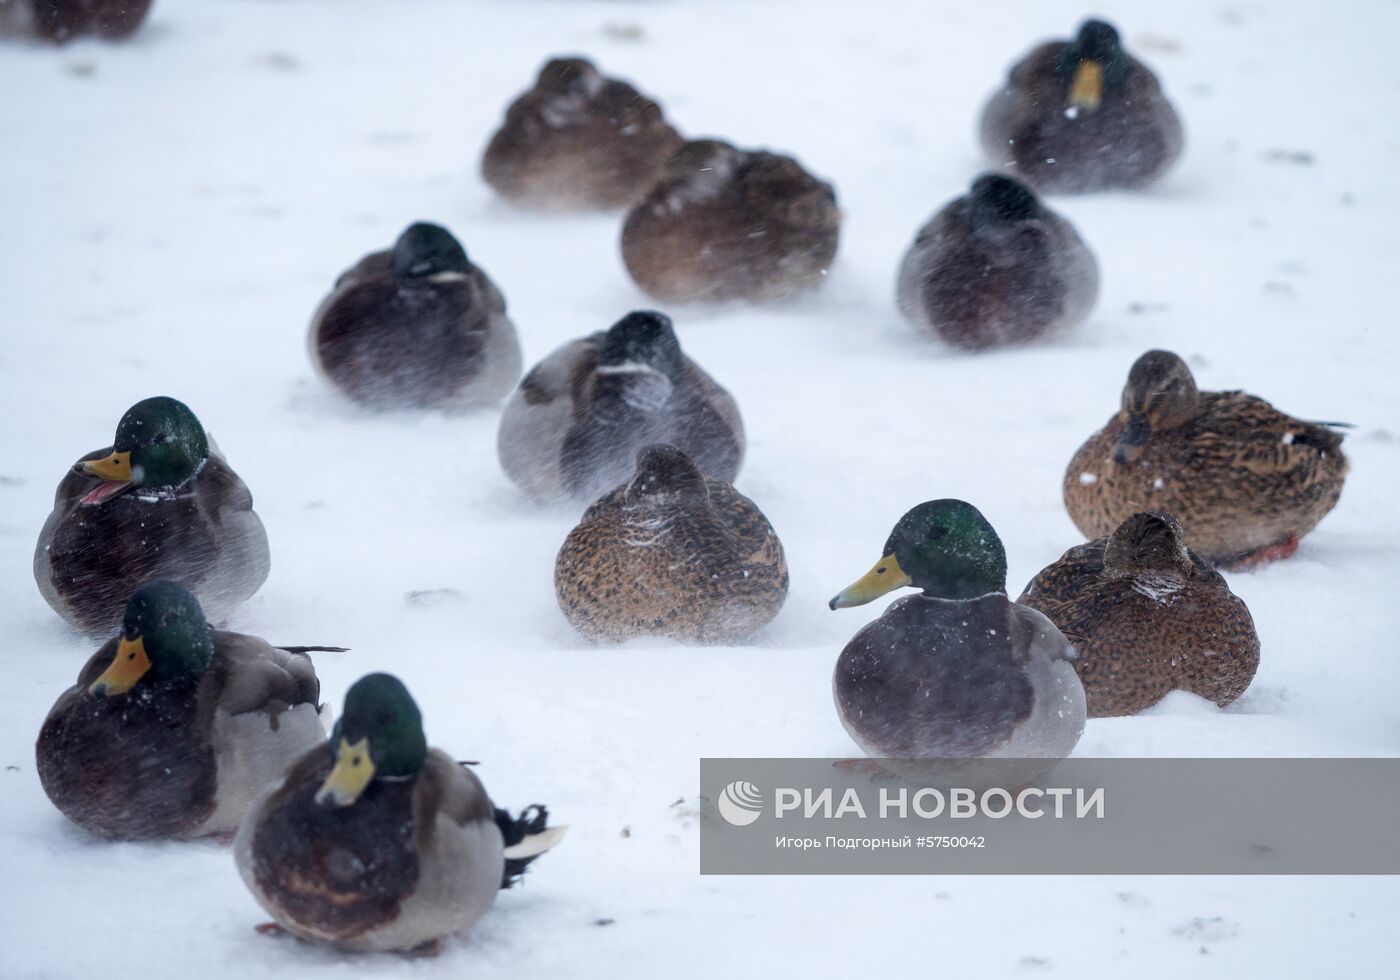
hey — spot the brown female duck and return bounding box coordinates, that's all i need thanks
[621,138,840,303]
[555,444,787,643]
[482,56,684,211]
[1020,513,1260,716]
[1063,350,1349,567]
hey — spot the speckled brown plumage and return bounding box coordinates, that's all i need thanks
[1019,513,1260,716]
[1063,350,1348,565]
[554,445,787,644]
[33,449,270,636]
[481,56,684,211]
[620,139,840,303]
[979,21,1183,193]
[0,0,152,43]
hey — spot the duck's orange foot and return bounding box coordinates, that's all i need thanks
[254,922,287,938]
[1223,536,1299,571]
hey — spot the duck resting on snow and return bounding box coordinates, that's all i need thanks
[829,500,1085,781]
[235,672,564,955]
[36,582,333,840]
[33,396,270,637]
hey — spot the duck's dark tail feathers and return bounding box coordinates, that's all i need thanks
[495,804,566,889]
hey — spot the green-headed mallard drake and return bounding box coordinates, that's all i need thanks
[0,0,152,43]
[36,582,330,840]
[896,172,1099,349]
[555,444,787,643]
[235,673,563,955]
[309,222,522,410]
[829,500,1085,769]
[481,56,684,211]
[621,138,840,303]
[497,310,744,502]
[979,19,1183,193]
[1064,350,1349,567]
[33,396,270,637]
[1019,513,1260,717]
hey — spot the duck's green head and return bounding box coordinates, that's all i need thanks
[88,582,214,697]
[830,500,1008,609]
[1115,349,1199,464]
[1057,18,1130,113]
[317,673,428,808]
[1104,512,1195,578]
[967,173,1041,229]
[75,397,209,505]
[624,444,710,505]
[599,311,685,382]
[391,222,471,280]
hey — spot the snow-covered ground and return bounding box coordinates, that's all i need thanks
[2,0,1398,976]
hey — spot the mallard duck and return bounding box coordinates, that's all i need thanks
[1063,350,1349,567]
[829,500,1085,771]
[497,310,744,502]
[979,19,1183,193]
[235,673,563,955]
[309,222,522,410]
[0,0,152,43]
[555,444,787,643]
[896,172,1099,349]
[481,56,684,211]
[1019,513,1260,716]
[33,396,270,637]
[620,138,840,303]
[36,582,330,840]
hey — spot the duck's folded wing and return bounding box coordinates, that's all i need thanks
[415,750,496,829]
[1009,602,1078,664]
[210,631,320,714]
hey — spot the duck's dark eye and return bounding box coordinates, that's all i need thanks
[928,527,948,541]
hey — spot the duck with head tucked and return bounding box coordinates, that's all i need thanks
[621,138,840,303]
[236,672,563,955]
[482,56,684,211]
[310,222,522,410]
[555,444,787,644]
[897,172,1099,349]
[498,310,743,502]
[980,18,1183,193]
[0,0,152,43]
[36,582,331,840]
[1064,350,1349,567]
[1020,512,1260,717]
[829,500,1085,773]
[34,396,270,637]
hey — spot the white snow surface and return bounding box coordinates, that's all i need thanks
[2,0,1399,977]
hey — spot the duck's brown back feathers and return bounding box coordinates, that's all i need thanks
[1064,390,1348,562]
[621,140,840,303]
[1019,536,1260,716]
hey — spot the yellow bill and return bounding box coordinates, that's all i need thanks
[89,636,151,697]
[79,451,133,482]
[829,554,912,610]
[1068,60,1104,111]
[315,737,375,807]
